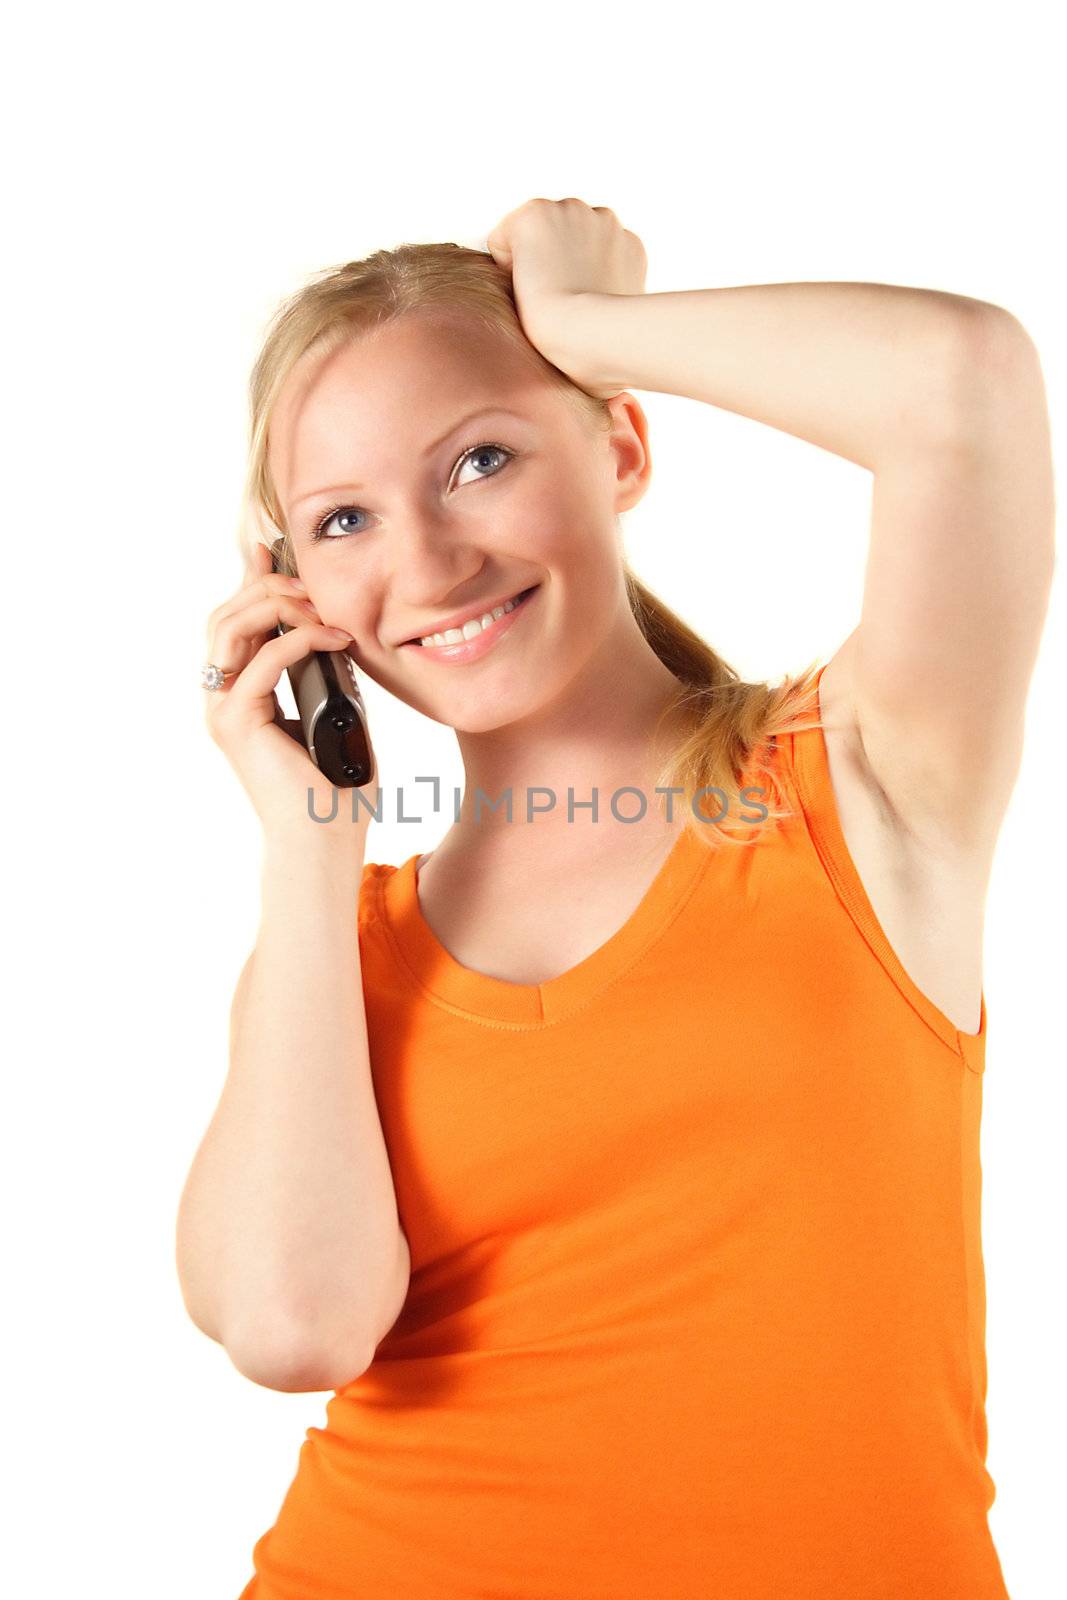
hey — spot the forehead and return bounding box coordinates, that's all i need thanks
[268,316,558,501]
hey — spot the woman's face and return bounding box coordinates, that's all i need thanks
[267,313,651,734]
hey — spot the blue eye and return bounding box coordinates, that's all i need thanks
[310,506,367,541]
[307,440,516,543]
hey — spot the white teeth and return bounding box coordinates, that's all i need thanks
[417,591,525,647]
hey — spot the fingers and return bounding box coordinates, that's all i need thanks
[206,556,309,640]
[244,538,273,582]
[207,619,354,723]
[203,546,350,709]
[241,536,303,597]
[206,593,332,683]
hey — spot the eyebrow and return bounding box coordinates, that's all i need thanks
[288,406,530,512]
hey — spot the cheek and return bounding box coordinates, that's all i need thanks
[520,492,614,571]
[539,518,618,595]
[318,569,384,630]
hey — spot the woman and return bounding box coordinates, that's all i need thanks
[179,200,1053,1598]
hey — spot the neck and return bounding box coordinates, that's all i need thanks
[448,608,689,850]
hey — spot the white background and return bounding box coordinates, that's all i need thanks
[5,2,1062,1596]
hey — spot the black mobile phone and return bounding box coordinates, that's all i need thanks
[270,538,376,789]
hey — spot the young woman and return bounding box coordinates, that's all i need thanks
[179,199,1053,1599]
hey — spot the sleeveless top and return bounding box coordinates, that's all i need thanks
[237,665,1009,1599]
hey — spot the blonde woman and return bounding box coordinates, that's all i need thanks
[178,199,1052,1599]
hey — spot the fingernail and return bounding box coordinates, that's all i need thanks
[291,579,308,591]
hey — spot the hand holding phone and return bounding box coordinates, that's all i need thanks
[202,540,378,839]
[269,539,376,789]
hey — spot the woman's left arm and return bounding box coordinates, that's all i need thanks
[568,283,1055,849]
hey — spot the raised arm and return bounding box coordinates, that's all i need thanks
[568,281,1055,848]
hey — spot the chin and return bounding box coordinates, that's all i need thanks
[438,681,560,735]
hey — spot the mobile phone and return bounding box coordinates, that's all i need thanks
[270,538,376,789]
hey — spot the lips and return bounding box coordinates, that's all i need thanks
[400,585,538,646]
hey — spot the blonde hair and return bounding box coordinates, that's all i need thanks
[237,241,825,849]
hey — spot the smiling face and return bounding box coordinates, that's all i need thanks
[267,310,653,735]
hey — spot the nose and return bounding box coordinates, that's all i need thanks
[387,515,492,613]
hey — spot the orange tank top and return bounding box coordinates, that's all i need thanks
[237,667,1009,1599]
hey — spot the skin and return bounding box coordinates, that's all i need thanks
[267,311,695,897]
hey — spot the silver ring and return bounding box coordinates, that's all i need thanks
[202,662,238,691]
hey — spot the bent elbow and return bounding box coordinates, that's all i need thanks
[226,1315,373,1394]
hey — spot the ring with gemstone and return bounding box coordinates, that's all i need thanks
[202,663,238,691]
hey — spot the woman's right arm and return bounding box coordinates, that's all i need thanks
[175,827,410,1393]
[176,539,409,1393]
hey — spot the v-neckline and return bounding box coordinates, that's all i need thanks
[375,824,711,1027]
